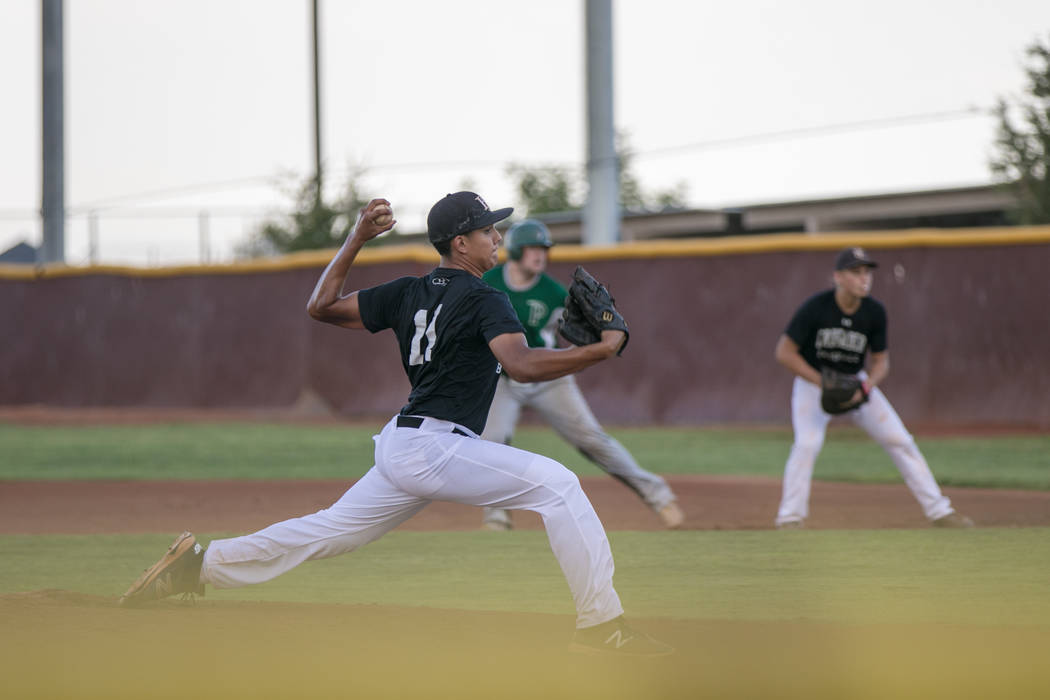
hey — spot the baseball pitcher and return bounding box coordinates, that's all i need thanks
[118,193,673,657]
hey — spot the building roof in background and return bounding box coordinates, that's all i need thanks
[0,241,37,264]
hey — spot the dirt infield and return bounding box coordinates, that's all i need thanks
[3,405,1046,532]
[2,475,1049,534]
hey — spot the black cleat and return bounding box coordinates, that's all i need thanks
[568,617,675,657]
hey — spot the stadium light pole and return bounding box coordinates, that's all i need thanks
[41,0,65,263]
[311,0,323,206]
[583,0,619,246]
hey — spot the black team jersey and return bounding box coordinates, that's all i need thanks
[784,289,888,374]
[358,267,524,434]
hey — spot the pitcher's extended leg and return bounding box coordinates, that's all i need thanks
[201,466,427,588]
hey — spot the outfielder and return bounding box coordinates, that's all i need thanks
[479,219,683,531]
[119,192,673,657]
[774,246,974,529]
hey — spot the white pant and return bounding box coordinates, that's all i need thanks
[776,376,954,526]
[481,375,674,526]
[200,415,624,628]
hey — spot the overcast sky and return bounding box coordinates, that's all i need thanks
[2,0,1048,265]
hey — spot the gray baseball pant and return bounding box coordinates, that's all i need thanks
[481,375,674,527]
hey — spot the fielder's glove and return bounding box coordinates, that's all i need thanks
[557,266,630,355]
[820,367,870,415]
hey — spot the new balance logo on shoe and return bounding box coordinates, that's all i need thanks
[605,629,633,649]
[568,616,674,657]
[153,575,173,598]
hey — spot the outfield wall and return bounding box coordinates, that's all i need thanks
[3,227,1049,428]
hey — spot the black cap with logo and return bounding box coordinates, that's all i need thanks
[426,191,514,246]
[834,246,879,270]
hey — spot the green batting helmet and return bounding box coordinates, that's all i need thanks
[505,219,554,261]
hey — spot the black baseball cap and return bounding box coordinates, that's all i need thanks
[426,191,513,245]
[834,246,879,270]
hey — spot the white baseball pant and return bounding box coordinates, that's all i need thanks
[776,375,955,526]
[481,375,675,527]
[200,415,624,629]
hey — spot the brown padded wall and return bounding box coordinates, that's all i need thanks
[546,244,1050,427]
[3,242,1048,427]
[2,263,416,413]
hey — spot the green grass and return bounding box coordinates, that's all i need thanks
[2,422,1048,488]
[0,423,368,480]
[2,529,1049,626]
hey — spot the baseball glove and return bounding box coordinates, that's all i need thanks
[557,266,630,355]
[558,296,601,347]
[820,367,869,415]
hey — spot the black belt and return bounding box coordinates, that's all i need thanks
[396,415,471,437]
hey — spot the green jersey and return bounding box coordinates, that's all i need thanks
[482,265,567,349]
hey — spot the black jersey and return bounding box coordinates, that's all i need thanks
[784,289,888,374]
[357,267,524,434]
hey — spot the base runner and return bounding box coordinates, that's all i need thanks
[479,219,683,531]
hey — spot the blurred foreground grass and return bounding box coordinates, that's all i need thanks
[4,529,1049,700]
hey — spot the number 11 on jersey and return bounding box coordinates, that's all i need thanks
[409,304,442,366]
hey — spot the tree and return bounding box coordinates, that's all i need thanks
[506,133,688,217]
[615,133,688,213]
[504,163,579,215]
[236,167,372,258]
[990,34,1050,224]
